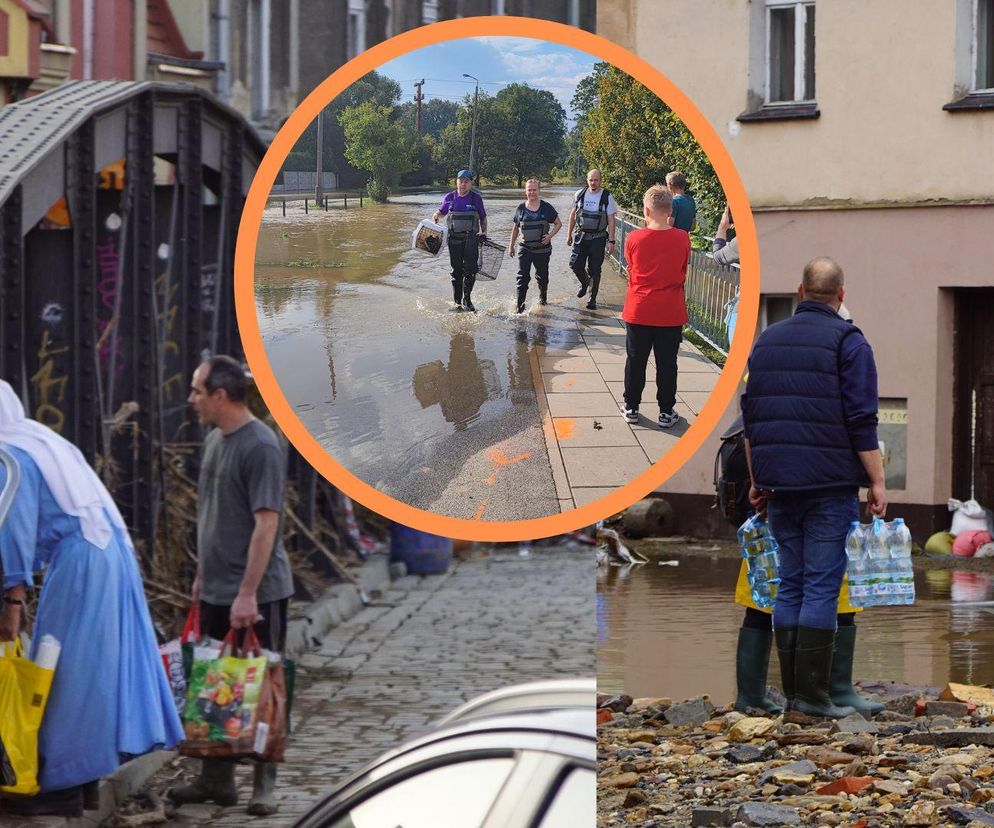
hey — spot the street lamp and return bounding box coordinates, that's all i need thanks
[463,73,479,177]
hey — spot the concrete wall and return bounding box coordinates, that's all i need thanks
[597,0,994,532]
[600,0,994,208]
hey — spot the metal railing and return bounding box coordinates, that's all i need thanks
[608,209,740,356]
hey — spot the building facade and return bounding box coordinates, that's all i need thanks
[600,0,994,537]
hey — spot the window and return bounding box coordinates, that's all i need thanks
[347,0,366,60]
[326,757,515,828]
[766,1,815,103]
[538,768,595,828]
[976,0,994,90]
[422,1,439,23]
[761,295,797,331]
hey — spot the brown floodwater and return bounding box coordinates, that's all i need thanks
[597,552,994,704]
[255,187,622,519]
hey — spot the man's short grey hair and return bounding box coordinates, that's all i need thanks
[204,355,248,403]
[525,178,541,188]
[802,257,845,302]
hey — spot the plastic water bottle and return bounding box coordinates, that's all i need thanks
[737,513,781,609]
[866,517,891,606]
[888,518,915,605]
[844,521,867,608]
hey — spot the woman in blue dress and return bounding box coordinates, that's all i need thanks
[0,382,183,816]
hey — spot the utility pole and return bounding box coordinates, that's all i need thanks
[315,109,324,206]
[463,73,479,174]
[414,79,425,135]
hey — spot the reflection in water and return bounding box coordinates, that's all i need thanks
[412,333,499,431]
[598,554,994,704]
[254,187,625,515]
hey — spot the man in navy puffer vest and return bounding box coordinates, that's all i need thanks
[741,257,887,719]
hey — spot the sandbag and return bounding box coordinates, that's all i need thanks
[924,531,955,555]
[951,529,993,558]
[948,498,989,535]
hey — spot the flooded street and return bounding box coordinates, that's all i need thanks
[597,552,994,703]
[255,186,627,520]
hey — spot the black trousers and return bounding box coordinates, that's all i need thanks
[516,247,551,302]
[569,234,607,298]
[448,235,479,300]
[200,598,289,653]
[623,323,682,413]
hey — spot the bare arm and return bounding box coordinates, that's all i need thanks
[566,207,576,245]
[230,509,280,629]
[858,449,887,518]
[479,215,487,234]
[508,224,519,257]
[0,584,26,641]
[607,212,617,252]
[544,216,562,245]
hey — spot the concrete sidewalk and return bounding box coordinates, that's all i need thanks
[527,271,721,511]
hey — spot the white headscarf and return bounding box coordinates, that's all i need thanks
[0,380,131,551]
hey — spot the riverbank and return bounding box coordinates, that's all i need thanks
[598,686,994,827]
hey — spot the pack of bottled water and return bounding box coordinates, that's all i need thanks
[845,517,915,608]
[737,513,781,608]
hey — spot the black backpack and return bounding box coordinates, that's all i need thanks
[714,415,751,527]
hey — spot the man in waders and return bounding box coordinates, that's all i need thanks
[507,178,562,313]
[565,169,618,310]
[433,170,488,312]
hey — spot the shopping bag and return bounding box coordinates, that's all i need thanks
[179,627,287,762]
[159,605,201,715]
[0,639,55,796]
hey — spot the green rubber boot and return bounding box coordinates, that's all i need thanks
[733,627,783,714]
[830,625,884,716]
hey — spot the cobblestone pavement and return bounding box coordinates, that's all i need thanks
[145,546,594,826]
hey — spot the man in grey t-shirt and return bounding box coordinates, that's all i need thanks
[170,355,291,816]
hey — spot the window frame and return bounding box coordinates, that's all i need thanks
[974,0,994,92]
[765,0,815,105]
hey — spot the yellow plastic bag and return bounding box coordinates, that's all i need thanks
[0,639,55,796]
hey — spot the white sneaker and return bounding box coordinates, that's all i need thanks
[658,410,680,429]
[621,404,639,424]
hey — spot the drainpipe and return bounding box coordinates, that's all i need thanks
[289,0,299,102]
[83,0,93,78]
[259,0,270,116]
[133,0,148,80]
[215,0,230,100]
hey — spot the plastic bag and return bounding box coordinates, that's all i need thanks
[948,498,989,535]
[179,627,287,762]
[159,605,201,715]
[0,639,56,796]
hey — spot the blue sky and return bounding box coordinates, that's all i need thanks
[377,37,599,123]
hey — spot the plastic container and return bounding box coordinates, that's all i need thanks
[736,513,781,609]
[888,517,916,605]
[389,524,453,575]
[865,518,891,606]
[411,220,448,257]
[845,521,867,608]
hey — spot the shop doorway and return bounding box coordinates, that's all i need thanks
[953,289,994,508]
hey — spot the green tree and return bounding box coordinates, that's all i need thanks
[339,101,416,201]
[579,65,723,237]
[491,84,567,187]
[396,98,460,140]
[284,71,402,188]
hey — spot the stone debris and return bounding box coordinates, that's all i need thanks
[598,686,994,827]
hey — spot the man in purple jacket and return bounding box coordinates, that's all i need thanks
[742,257,887,719]
[433,170,488,312]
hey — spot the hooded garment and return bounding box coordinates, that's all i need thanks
[0,380,130,551]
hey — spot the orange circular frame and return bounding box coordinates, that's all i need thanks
[235,16,759,542]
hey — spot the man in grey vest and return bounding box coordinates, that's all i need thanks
[566,169,617,310]
[742,257,886,719]
[433,170,488,312]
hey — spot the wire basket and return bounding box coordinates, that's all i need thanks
[476,238,506,281]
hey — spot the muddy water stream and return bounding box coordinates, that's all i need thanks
[255,186,620,520]
[597,553,994,703]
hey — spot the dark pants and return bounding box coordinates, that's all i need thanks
[516,247,551,305]
[768,490,859,630]
[448,235,479,302]
[743,606,855,630]
[200,598,289,653]
[623,323,682,413]
[569,234,607,298]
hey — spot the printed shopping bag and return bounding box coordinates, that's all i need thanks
[179,627,287,762]
[159,604,201,715]
[0,639,55,796]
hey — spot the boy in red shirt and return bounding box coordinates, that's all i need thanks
[621,184,691,428]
